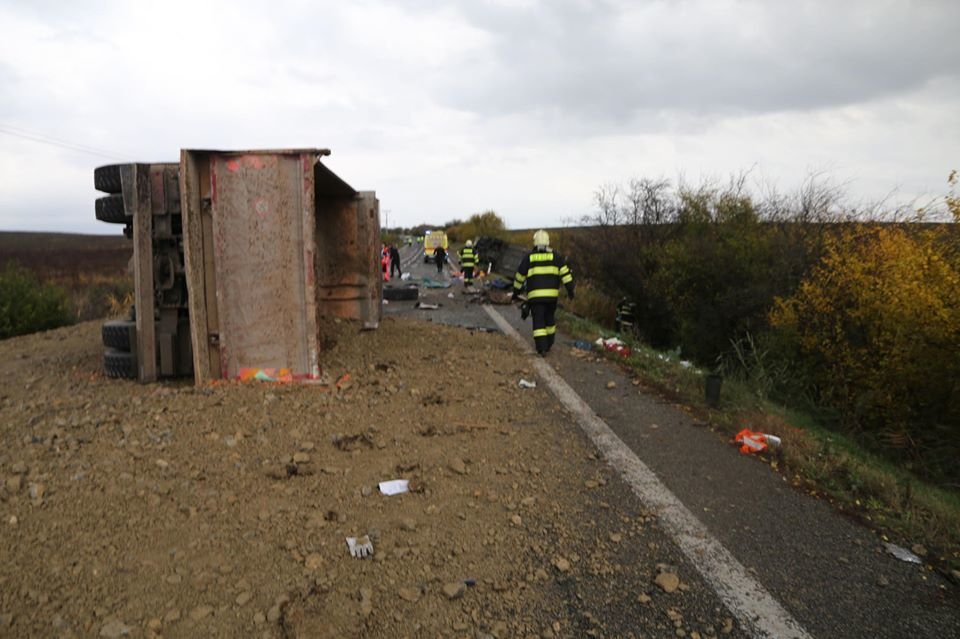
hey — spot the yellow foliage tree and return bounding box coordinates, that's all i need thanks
[770,224,960,476]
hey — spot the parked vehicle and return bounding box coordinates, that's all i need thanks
[423,230,448,263]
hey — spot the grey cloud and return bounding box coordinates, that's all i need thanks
[431,0,960,120]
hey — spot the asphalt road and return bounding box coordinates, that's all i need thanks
[385,244,960,639]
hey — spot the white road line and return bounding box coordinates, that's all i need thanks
[483,305,813,639]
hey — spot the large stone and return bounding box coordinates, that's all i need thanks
[442,582,466,600]
[99,619,131,637]
[655,572,680,593]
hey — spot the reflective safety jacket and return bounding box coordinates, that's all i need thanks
[459,246,479,268]
[513,249,574,301]
[616,299,637,327]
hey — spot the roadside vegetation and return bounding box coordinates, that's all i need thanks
[549,170,960,571]
[0,232,133,339]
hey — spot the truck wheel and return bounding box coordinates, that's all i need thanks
[95,194,130,224]
[94,164,124,194]
[102,320,136,351]
[383,286,419,301]
[104,348,137,379]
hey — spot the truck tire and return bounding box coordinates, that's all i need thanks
[94,164,124,194]
[104,348,137,379]
[102,320,136,351]
[95,194,130,224]
[383,286,419,301]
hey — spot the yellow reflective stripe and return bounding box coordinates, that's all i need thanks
[561,274,573,284]
[545,326,556,334]
[528,288,559,299]
[529,252,554,262]
[532,328,549,337]
[528,266,560,276]
[559,265,570,275]
[514,273,527,283]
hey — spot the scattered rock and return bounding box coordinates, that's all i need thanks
[359,588,373,616]
[398,587,421,603]
[609,533,622,543]
[304,553,323,571]
[606,381,616,389]
[637,593,651,604]
[236,592,253,606]
[448,458,467,475]
[442,582,466,600]
[189,605,213,621]
[553,557,571,573]
[99,619,131,637]
[655,572,680,593]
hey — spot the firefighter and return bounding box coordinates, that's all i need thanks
[512,230,574,356]
[615,297,637,336]
[459,239,479,286]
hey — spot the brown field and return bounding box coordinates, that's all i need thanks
[0,231,133,321]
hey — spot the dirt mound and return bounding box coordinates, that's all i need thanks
[0,318,741,638]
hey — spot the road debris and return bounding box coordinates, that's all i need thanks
[883,542,923,564]
[595,336,632,358]
[378,479,410,495]
[346,535,374,558]
[518,379,537,389]
[415,302,440,310]
[734,429,782,454]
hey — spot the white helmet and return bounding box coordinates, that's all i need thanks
[533,229,550,248]
[465,239,473,247]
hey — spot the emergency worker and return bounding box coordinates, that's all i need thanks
[512,230,574,356]
[459,240,479,286]
[615,297,637,335]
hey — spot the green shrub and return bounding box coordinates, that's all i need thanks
[0,262,74,339]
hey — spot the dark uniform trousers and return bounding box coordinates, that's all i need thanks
[530,302,557,354]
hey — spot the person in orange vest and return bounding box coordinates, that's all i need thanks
[380,245,390,282]
[512,230,574,356]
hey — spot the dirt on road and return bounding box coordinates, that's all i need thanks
[0,317,743,639]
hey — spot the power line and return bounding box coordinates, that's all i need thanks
[0,122,133,161]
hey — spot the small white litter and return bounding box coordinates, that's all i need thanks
[378,479,409,495]
[518,379,537,389]
[346,535,374,558]
[883,542,922,564]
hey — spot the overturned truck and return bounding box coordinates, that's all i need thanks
[93,149,381,385]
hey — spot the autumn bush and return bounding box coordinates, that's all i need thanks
[769,223,960,481]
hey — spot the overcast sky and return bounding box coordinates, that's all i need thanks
[1,0,958,234]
